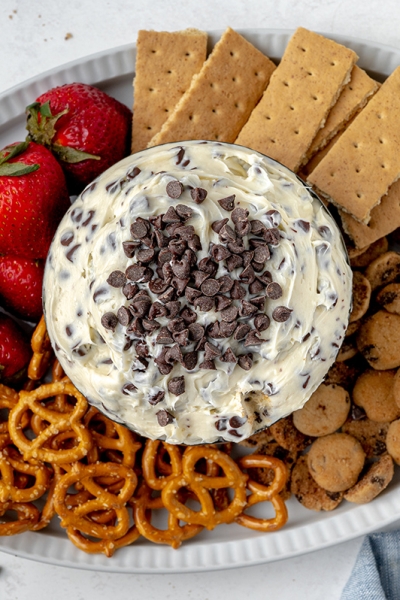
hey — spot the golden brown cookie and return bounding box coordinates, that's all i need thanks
[324,358,363,389]
[386,419,400,464]
[269,415,312,452]
[344,454,394,503]
[349,271,371,323]
[237,426,275,449]
[357,310,400,370]
[290,455,343,511]
[336,337,359,362]
[365,251,400,291]
[393,370,400,409]
[345,321,362,338]
[293,383,350,437]
[376,283,400,315]
[307,433,365,492]
[350,236,389,268]
[352,368,400,422]
[342,418,390,458]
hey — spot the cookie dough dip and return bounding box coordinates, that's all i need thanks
[43,141,352,444]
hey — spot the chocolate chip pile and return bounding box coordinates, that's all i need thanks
[100,178,292,422]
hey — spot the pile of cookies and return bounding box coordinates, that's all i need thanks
[130,25,400,511]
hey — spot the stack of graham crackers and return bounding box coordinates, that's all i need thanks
[131,26,400,251]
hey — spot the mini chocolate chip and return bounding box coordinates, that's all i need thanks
[122,383,137,395]
[175,225,195,240]
[221,348,237,362]
[173,329,190,346]
[240,300,258,317]
[211,244,231,262]
[228,429,242,438]
[141,233,156,249]
[183,351,198,370]
[156,410,174,426]
[107,270,127,288]
[135,341,149,357]
[61,231,74,246]
[168,376,185,396]
[129,298,151,318]
[158,248,173,266]
[234,323,251,341]
[162,206,181,224]
[238,353,253,370]
[215,295,232,311]
[190,187,208,204]
[165,300,181,318]
[156,327,174,345]
[142,319,160,333]
[204,341,221,361]
[117,306,132,326]
[195,336,207,351]
[215,418,227,431]
[149,279,170,295]
[158,287,176,304]
[226,254,243,272]
[211,218,229,234]
[126,317,145,337]
[250,220,266,234]
[171,276,189,293]
[239,265,256,284]
[166,180,184,199]
[244,330,262,346]
[101,312,118,331]
[252,261,265,272]
[296,219,310,232]
[188,234,202,251]
[199,360,216,370]
[130,220,149,240]
[231,207,249,223]
[207,321,222,339]
[235,220,251,237]
[217,275,234,293]
[201,278,221,297]
[181,306,197,324]
[165,344,184,365]
[123,337,133,351]
[254,245,270,263]
[154,229,169,248]
[263,227,280,245]
[250,296,266,310]
[148,391,165,405]
[149,302,168,320]
[218,195,235,211]
[243,251,255,267]
[198,257,217,275]
[122,241,140,258]
[162,263,173,281]
[227,241,245,255]
[258,271,273,285]
[230,281,246,299]
[219,321,237,337]
[183,248,197,267]
[176,204,193,220]
[254,314,270,332]
[165,222,182,236]
[125,264,146,282]
[194,295,215,311]
[192,271,210,288]
[249,279,265,294]
[219,223,236,243]
[272,306,292,322]
[266,282,283,299]
[185,286,202,303]
[137,248,155,263]
[188,323,204,341]
[229,416,247,428]
[220,305,238,322]
[150,214,164,230]
[171,258,191,279]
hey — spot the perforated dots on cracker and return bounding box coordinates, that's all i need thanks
[131,29,208,153]
[148,27,276,147]
[236,27,357,172]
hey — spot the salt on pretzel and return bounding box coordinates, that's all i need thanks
[27,315,53,381]
[142,439,183,490]
[235,455,289,532]
[162,446,248,530]
[8,381,92,464]
[0,501,40,536]
[0,440,51,504]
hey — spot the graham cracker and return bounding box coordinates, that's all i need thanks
[131,29,207,153]
[340,178,400,248]
[235,27,358,172]
[308,66,400,224]
[305,66,379,161]
[298,129,342,180]
[147,27,276,147]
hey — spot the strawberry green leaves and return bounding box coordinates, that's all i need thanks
[0,141,40,176]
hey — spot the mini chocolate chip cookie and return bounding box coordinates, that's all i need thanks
[307,433,365,492]
[293,383,350,437]
[336,337,358,362]
[269,415,312,452]
[357,310,400,370]
[344,454,394,504]
[386,419,400,464]
[376,283,400,315]
[349,237,389,269]
[352,368,400,422]
[324,358,364,389]
[290,455,343,511]
[342,418,390,458]
[238,426,275,449]
[365,251,400,291]
[349,271,371,323]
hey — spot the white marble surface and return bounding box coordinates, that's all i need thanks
[1,1,400,598]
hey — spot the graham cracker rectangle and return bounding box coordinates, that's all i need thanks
[340,178,400,248]
[308,66,400,224]
[147,27,276,147]
[131,29,208,153]
[235,27,358,172]
[305,66,379,161]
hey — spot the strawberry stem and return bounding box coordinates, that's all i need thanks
[0,141,40,177]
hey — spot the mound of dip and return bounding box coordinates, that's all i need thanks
[43,141,352,444]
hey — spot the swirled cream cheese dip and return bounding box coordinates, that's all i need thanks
[43,140,352,444]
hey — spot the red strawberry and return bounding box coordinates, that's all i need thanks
[0,141,70,259]
[0,313,32,382]
[26,83,132,193]
[0,256,44,323]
